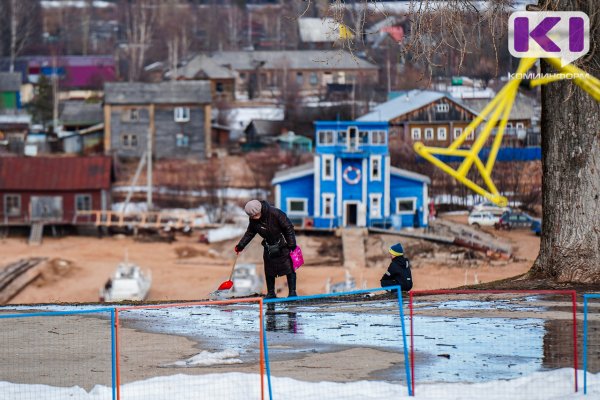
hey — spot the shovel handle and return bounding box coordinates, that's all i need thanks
[228,252,239,281]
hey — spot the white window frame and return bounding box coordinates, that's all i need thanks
[395,197,417,215]
[436,103,449,112]
[370,155,382,181]
[174,107,190,122]
[346,126,359,150]
[369,193,382,218]
[322,193,335,217]
[437,127,447,141]
[75,194,92,212]
[4,194,21,217]
[317,130,335,145]
[370,130,386,145]
[286,197,308,216]
[453,127,463,139]
[322,154,335,181]
[516,122,525,129]
[411,127,421,140]
[424,128,434,141]
[467,130,475,140]
[506,122,513,128]
[122,108,139,122]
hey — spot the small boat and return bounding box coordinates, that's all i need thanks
[230,263,264,296]
[99,262,152,302]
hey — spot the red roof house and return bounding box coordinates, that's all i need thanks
[0,156,112,224]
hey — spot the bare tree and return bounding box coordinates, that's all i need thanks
[154,0,195,74]
[1,0,38,72]
[81,0,93,55]
[120,0,157,81]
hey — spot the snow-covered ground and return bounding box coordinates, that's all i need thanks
[0,369,597,400]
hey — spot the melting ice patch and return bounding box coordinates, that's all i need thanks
[165,349,242,367]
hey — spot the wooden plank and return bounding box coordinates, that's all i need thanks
[368,227,455,244]
[0,258,48,304]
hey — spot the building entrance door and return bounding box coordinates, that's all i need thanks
[344,202,358,227]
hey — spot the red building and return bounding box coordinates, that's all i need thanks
[0,156,112,225]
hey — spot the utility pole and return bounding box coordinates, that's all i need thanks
[147,130,153,209]
[52,54,59,133]
[147,104,155,209]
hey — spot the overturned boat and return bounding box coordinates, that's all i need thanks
[99,262,152,302]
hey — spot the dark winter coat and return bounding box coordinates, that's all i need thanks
[380,256,413,292]
[236,201,297,277]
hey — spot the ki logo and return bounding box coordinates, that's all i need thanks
[509,12,590,66]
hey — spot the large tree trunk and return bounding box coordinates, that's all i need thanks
[530,0,600,282]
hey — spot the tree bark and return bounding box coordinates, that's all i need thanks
[530,0,600,282]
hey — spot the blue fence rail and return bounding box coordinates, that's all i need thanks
[583,294,600,395]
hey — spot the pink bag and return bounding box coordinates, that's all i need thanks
[290,246,304,271]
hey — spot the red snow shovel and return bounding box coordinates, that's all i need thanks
[217,252,239,291]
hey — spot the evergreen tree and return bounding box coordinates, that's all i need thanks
[29,75,53,128]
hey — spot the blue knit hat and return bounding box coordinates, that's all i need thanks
[389,243,404,257]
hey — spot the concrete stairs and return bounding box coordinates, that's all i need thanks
[341,228,367,271]
[28,222,44,245]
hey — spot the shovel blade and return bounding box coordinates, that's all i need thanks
[218,280,233,291]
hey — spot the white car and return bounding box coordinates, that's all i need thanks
[468,211,501,227]
[472,201,511,214]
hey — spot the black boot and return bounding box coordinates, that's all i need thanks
[286,272,297,297]
[265,275,276,299]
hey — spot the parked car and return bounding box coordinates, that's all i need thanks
[495,211,540,230]
[468,211,501,227]
[471,201,511,214]
[531,220,542,236]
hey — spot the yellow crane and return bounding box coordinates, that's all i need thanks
[413,57,600,206]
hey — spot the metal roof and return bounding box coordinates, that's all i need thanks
[174,54,236,80]
[104,81,211,105]
[390,166,431,184]
[271,162,313,184]
[461,94,536,121]
[245,119,284,136]
[60,101,103,126]
[0,72,21,91]
[357,89,479,121]
[208,50,378,71]
[0,156,112,191]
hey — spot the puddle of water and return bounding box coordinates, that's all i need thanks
[412,316,545,383]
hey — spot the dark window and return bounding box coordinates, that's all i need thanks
[75,194,92,211]
[122,134,138,149]
[216,82,224,93]
[4,194,21,216]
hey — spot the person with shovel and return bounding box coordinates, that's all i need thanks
[235,199,298,299]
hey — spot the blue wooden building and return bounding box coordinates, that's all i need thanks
[272,121,430,229]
